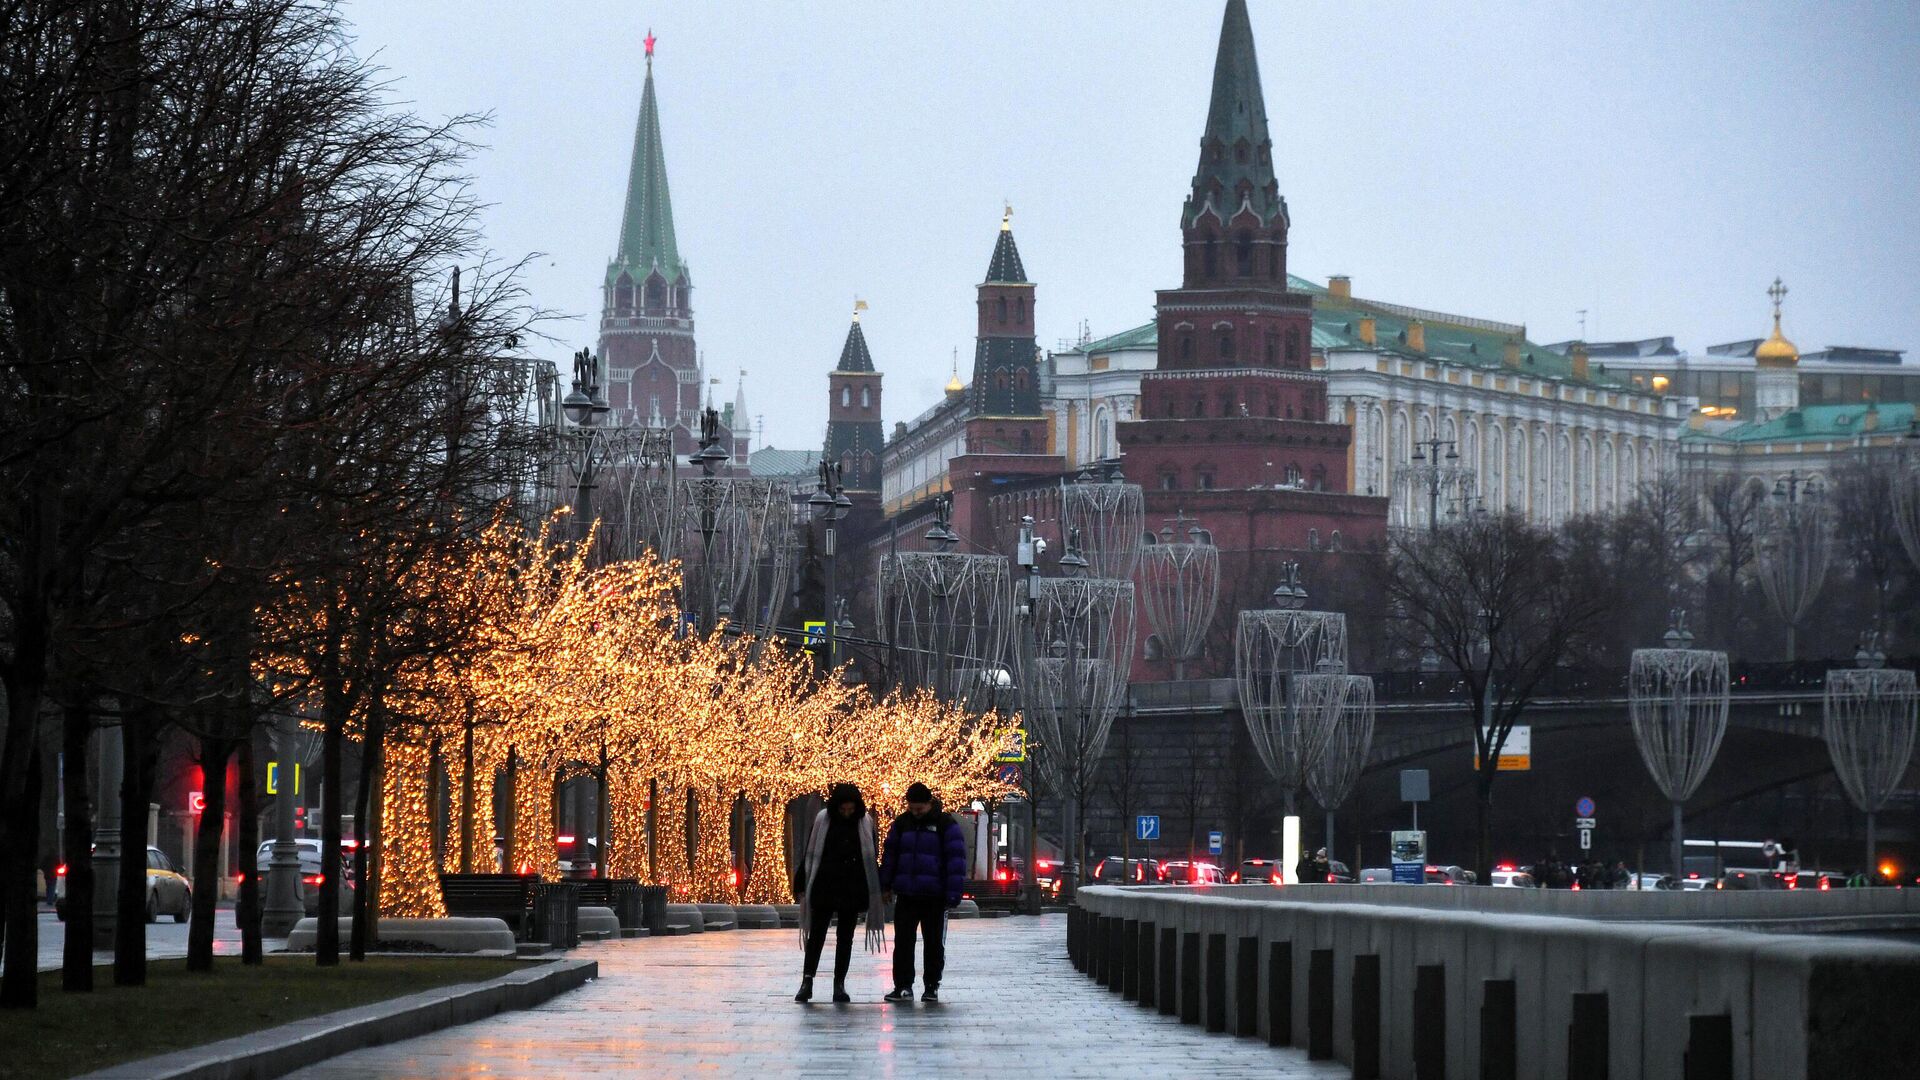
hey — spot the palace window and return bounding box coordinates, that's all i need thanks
[996,296,1007,324]
[860,386,870,409]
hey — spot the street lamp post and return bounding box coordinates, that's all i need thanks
[561,347,610,876]
[687,406,731,630]
[260,717,306,937]
[1408,435,1463,533]
[807,461,854,670]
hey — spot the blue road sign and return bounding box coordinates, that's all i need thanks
[1136,815,1161,842]
[1576,796,1596,818]
[1207,831,1223,855]
[995,763,1022,787]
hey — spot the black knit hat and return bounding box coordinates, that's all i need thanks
[905,782,933,804]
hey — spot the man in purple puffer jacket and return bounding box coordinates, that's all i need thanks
[879,781,968,1002]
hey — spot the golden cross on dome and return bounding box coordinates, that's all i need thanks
[1768,276,1788,318]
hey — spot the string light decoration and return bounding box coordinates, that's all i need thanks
[259,509,1021,918]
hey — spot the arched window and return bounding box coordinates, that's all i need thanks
[1235,232,1252,276]
[1160,472,1178,492]
[860,386,870,409]
[1015,297,1026,323]
[1193,396,1205,417]
[1019,429,1032,452]
[1310,464,1327,491]
[996,368,1010,390]
[1219,393,1234,417]
[1144,634,1165,661]
[1285,462,1302,486]
[1265,333,1276,365]
[1141,531,1159,547]
[1203,237,1218,278]
[646,279,665,309]
[615,274,634,313]
[1198,471,1214,490]
[1308,528,1320,551]
[1286,329,1300,365]
[996,296,1007,324]
[1180,335,1194,362]
[1267,395,1278,417]
[1329,530,1342,551]
[1014,368,1030,392]
[840,386,851,407]
[1219,331,1235,362]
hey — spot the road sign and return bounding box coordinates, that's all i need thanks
[266,761,301,796]
[1473,725,1532,771]
[1399,769,1430,803]
[187,790,205,814]
[994,763,1022,787]
[1579,828,1593,851]
[1136,815,1161,842]
[1207,831,1223,855]
[1575,816,1596,830]
[802,620,825,646]
[995,727,1027,763]
[1576,796,1596,818]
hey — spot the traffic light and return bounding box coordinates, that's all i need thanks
[293,805,308,832]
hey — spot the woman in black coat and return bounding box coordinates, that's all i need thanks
[794,783,886,1003]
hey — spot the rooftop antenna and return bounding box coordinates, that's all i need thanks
[1577,309,1588,340]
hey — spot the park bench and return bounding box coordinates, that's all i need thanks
[439,872,539,936]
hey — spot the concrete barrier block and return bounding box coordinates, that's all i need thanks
[577,905,620,940]
[663,903,705,932]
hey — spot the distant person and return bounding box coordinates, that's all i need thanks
[794,783,886,1004]
[879,782,967,1003]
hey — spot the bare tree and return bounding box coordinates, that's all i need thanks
[1701,473,1766,653]
[1382,513,1609,882]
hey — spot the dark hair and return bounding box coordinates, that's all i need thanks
[827,782,867,819]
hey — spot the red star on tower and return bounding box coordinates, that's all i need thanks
[644,29,655,58]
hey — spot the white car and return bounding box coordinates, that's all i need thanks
[1491,870,1537,888]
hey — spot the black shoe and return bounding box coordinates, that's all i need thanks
[794,977,813,1003]
[882,986,913,1002]
[921,987,939,1002]
[832,983,851,1003]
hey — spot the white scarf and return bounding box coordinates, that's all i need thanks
[798,808,888,954]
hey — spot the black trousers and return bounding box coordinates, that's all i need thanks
[803,903,860,982]
[892,895,946,990]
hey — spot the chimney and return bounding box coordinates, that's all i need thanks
[1328,275,1352,301]
[1502,337,1521,369]
[1570,341,1590,381]
[1405,320,1426,354]
[1357,314,1376,347]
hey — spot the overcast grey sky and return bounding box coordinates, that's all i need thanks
[340,1,1920,452]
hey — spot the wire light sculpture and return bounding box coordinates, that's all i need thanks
[1138,513,1219,679]
[1018,533,1136,898]
[1236,563,1348,818]
[1628,613,1731,877]
[1060,469,1145,581]
[878,497,1014,711]
[1823,633,1918,874]
[1755,474,1832,661]
[1307,674,1378,857]
[1892,461,1920,574]
[677,473,791,635]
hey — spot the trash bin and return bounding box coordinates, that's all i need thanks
[610,881,645,930]
[638,885,669,932]
[531,882,580,948]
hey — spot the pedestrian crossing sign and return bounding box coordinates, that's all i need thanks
[802,620,825,646]
[995,727,1027,763]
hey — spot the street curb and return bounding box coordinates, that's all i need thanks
[75,957,597,1080]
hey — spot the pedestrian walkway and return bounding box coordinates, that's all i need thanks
[13,911,267,974]
[290,914,1347,1078]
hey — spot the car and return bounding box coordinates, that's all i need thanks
[254,838,356,915]
[1359,867,1396,884]
[55,845,191,923]
[1491,870,1538,888]
[1425,865,1474,885]
[1625,872,1670,891]
[1158,860,1227,885]
[1236,857,1285,884]
[1326,859,1356,884]
[1091,857,1159,885]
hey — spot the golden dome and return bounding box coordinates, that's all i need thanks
[1755,277,1798,369]
[945,373,965,395]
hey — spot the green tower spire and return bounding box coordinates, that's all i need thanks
[609,47,686,288]
[1184,0,1284,229]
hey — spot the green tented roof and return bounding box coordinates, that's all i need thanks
[608,65,686,287]
[1684,402,1917,444]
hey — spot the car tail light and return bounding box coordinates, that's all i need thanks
[1271,873,1282,885]
[557,834,575,845]
[1819,877,1830,891]
[56,863,67,877]
[1326,873,1336,883]
[1229,871,1240,883]
[729,868,740,888]
[303,874,324,886]
[1039,859,1053,871]
[995,869,1009,882]
[1571,882,1580,891]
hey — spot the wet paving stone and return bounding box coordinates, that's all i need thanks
[288,913,1347,1078]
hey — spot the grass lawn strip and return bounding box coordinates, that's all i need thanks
[0,955,525,1080]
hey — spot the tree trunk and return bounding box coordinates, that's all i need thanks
[0,590,49,1009]
[350,701,386,961]
[317,707,344,967]
[187,736,233,971]
[115,706,160,987]
[1475,765,1496,887]
[236,729,262,965]
[61,701,95,993]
